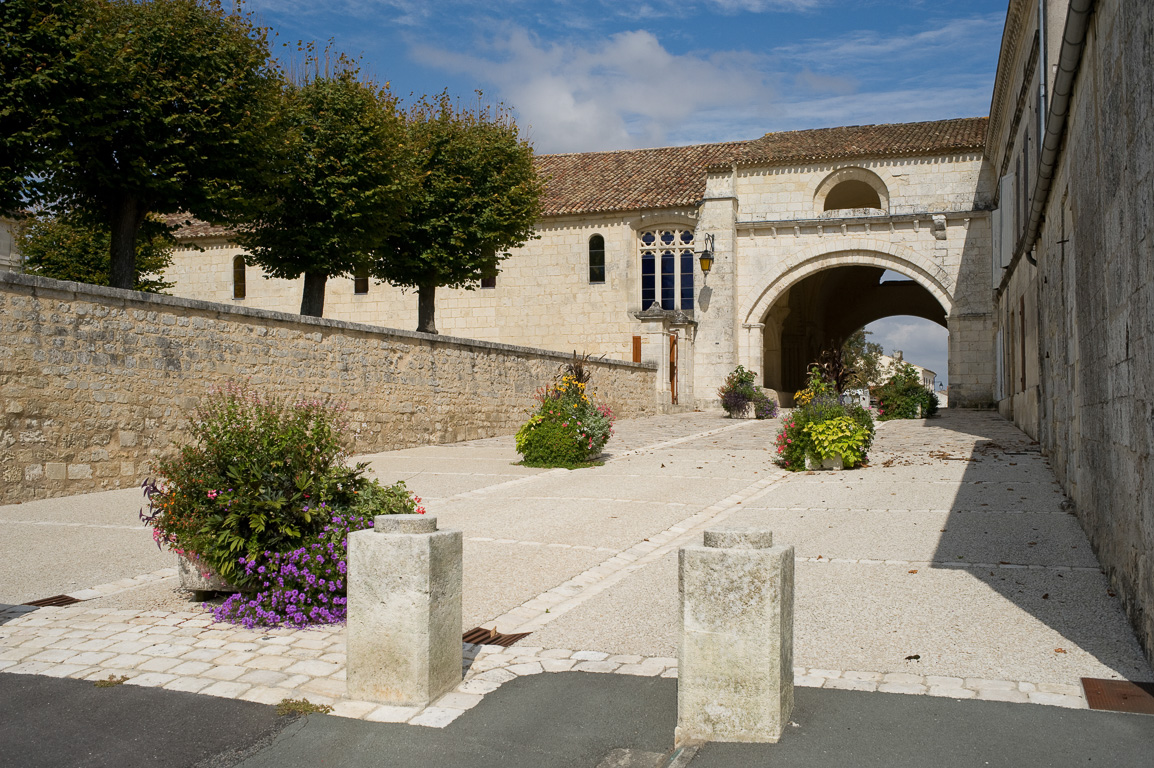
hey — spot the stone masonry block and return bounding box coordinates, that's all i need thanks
[347,515,462,707]
[677,527,794,746]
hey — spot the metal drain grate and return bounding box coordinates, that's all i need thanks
[22,594,82,608]
[1082,678,1154,715]
[462,626,531,648]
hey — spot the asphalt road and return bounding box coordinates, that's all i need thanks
[4,671,1153,768]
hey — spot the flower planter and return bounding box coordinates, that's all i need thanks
[804,454,844,471]
[177,554,237,597]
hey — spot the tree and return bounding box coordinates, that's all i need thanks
[235,58,412,317]
[16,211,173,292]
[376,93,544,334]
[1,0,282,289]
[841,329,885,388]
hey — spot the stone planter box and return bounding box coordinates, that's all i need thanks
[804,454,844,471]
[177,554,236,597]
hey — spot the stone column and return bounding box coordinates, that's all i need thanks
[347,514,462,706]
[676,527,794,746]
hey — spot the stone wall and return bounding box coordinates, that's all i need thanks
[0,272,657,504]
[994,0,1154,662]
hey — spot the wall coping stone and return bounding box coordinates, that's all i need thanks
[0,271,656,372]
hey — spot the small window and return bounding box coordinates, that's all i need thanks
[232,255,246,299]
[354,264,369,295]
[589,234,605,283]
[480,275,496,289]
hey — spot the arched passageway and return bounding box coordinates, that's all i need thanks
[760,265,947,395]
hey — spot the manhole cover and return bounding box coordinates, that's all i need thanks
[462,626,531,647]
[1082,678,1154,715]
[22,594,82,608]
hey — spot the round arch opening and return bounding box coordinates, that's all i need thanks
[758,264,948,397]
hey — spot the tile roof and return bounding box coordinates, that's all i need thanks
[168,116,988,235]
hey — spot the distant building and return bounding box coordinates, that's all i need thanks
[878,350,936,390]
[0,217,20,272]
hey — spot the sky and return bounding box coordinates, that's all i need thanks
[248,0,1010,384]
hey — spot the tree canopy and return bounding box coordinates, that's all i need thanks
[375,93,544,334]
[16,211,174,292]
[841,329,886,388]
[235,59,412,317]
[1,0,282,288]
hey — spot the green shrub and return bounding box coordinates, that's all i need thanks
[515,369,615,468]
[718,365,778,419]
[874,363,940,420]
[774,394,874,471]
[142,383,369,586]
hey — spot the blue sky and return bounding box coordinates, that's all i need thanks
[252,0,1009,154]
[249,0,1008,384]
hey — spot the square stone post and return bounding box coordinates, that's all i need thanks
[676,527,794,746]
[347,514,462,706]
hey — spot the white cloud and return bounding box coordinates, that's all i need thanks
[412,28,777,152]
[772,15,1004,64]
[866,316,950,385]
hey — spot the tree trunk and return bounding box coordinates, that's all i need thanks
[416,282,438,334]
[109,194,145,290]
[300,271,328,317]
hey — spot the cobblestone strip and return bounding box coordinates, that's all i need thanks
[0,607,1088,734]
[449,646,1088,711]
[797,556,1102,573]
[482,472,789,635]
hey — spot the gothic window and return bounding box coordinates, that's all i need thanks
[232,255,246,299]
[354,264,369,295]
[639,228,694,310]
[589,234,606,283]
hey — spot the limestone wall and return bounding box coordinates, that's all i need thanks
[0,272,657,504]
[1004,0,1154,662]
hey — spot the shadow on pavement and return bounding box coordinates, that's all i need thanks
[928,411,1152,680]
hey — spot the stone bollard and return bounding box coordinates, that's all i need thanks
[676,527,794,746]
[346,514,463,706]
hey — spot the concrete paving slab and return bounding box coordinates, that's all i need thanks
[463,542,607,629]
[432,496,695,551]
[723,506,1101,567]
[0,522,172,605]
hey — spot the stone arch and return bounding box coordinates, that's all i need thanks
[742,242,954,327]
[813,166,890,214]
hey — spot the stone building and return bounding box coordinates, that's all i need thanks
[987,0,1154,661]
[168,117,995,411]
[0,217,20,272]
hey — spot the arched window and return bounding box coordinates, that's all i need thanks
[814,167,889,215]
[824,180,882,211]
[354,264,369,295]
[640,229,694,310]
[589,234,606,283]
[232,255,246,300]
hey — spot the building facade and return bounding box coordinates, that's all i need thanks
[168,118,996,411]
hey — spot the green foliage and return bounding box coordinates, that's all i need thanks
[841,330,885,388]
[376,91,544,334]
[16,211,173,292]
[718,366,777,419]
[874,362,939,420]
[144,383,370,587]
[515,372,615,468]
[276,698,333,717]
[775,395,874,471]
[803,415,871,467]
[815,348,854,394]
[235,53,413,317]
[2,0,283,288]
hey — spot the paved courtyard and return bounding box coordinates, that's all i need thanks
[1,409,1150,728]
